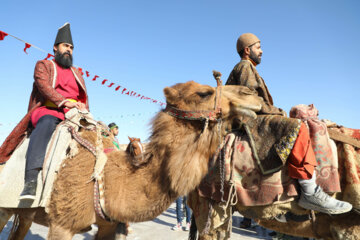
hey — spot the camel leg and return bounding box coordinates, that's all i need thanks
[7,215,33,240]
[115,222,128,240]
[95,222,118,240]
[0,208,12,232]
[47,225,74,240]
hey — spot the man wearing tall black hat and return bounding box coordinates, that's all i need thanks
[0,23,90,199]
[226,33,352,215]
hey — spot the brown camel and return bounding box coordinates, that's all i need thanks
[0,137,143,240]
[187,130,360,240]
[0,79,262,240]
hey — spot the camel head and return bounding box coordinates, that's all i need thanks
[163,80,262,124]
[126,136,146,167]
[148,80,262,196]
[126,137,144,157]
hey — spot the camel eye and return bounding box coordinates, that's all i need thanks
[196,91,213,98]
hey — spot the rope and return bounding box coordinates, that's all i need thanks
[69,126,96,155]
[68,124,111,222]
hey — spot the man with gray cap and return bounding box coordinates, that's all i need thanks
[13,23,89,199]
[226,33,352,215]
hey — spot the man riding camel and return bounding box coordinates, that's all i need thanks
[0,23,89,200]
[226,33,352,215]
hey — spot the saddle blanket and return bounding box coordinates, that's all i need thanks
[0,109,92,209]
[199,130,340,207]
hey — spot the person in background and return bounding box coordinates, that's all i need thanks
[108,122,120,149]
[172,196,192,231]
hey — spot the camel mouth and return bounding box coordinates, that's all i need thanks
[233,103,261,120]
[236,103,262,112]
[235,107,258,119]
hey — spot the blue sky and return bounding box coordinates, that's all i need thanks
[0,0,359,144]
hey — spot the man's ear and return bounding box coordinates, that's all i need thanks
[244,47,250,56]
[53,45,58,53]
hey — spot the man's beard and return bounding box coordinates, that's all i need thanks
[249,49,261,65]
[55,51,73,68]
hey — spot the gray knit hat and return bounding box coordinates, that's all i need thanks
[236,33,260,53]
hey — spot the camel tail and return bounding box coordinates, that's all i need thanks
[188,214,198,240]
[8,214,20,240]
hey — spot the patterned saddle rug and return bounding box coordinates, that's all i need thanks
[0,109,97,209]
[198,106,342,207]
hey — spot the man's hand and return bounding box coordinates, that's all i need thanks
[64,101,86,111]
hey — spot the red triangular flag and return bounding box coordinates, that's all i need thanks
[92,75,99,81]
[23,43,31,54]
[85,71,90,77]
[44,53,54,60]
[78,67,84,76]
[0,31,8,41]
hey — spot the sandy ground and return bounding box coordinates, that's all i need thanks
[0,203,308,240]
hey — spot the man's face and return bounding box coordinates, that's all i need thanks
[249,42,263,65]
[112,127,119,136]
[54,43,74,68]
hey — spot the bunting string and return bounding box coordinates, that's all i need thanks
[0,111,159,126]
[0,30,165,106]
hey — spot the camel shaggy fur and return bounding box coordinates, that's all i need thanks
[0,80,262,240]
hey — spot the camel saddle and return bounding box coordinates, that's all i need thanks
[198,114,342,207]
[0,109,97,209]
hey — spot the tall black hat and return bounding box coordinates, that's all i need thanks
[54,22,73,46]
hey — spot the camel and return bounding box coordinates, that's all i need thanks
[0,78,262,240]
[0,136,144,240]
[187,128,360,240]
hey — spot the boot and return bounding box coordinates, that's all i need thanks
[19,169,39,200]
[19,180,37,200]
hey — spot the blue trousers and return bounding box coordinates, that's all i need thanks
[175,196,192,224]
[25,115,61,181]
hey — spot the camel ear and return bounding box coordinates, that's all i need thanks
[128,136,132,141]
[163,87,179,105]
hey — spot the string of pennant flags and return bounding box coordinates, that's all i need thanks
[0,30,166,106]
[0,111,159,126]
